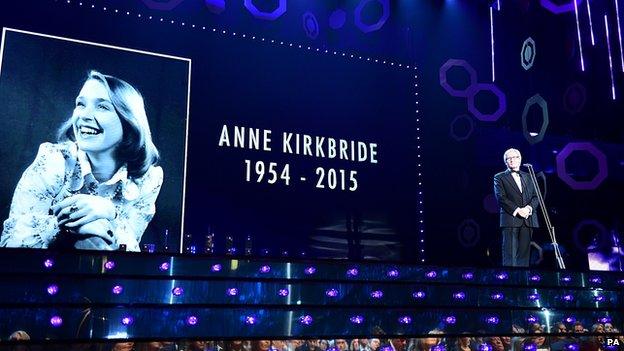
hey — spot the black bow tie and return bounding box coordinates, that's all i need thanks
[511,170,520,174]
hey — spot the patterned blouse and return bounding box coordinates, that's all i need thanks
[1,141,163,251]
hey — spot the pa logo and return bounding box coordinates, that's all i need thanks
[604,338,621,350]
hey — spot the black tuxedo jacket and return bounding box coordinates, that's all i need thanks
[493,169,540,228]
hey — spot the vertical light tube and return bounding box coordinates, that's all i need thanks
[615,0,624,71]
[587,0,596,45]
[490,5,495,81]
[574,0,586,71]
[605,15,616,100]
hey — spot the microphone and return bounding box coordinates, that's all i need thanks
[523,163,532,167]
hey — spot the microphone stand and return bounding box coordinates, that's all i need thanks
[524,164,566,269]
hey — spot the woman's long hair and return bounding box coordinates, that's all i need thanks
[57,70,159,179]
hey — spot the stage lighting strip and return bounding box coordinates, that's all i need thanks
[59,0,426,262]
[586,0,596,46]
[605,14,617,100]
[573,0,586,71]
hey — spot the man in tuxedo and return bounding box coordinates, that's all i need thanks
[493,148,539,267]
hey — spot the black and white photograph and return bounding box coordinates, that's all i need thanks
[0,29,189,252]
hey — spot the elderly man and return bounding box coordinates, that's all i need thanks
[494,148,539,267]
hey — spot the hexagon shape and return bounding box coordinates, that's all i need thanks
[354,0,390,34]
[244,0,287,21]
[457,218,480,248]
[521,37,536,70]
[466,83,506,122]
[302,12,319,39]
[563,82,587,114]
[540,0,584,14]
[142,0,185,11]
[439,59,478,98]
[205,0,226,14]
[572,219,608,252]
[556,142,608,190]
[521,94,549,144]
[450,114,474,141]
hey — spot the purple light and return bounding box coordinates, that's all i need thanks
[528,293,540,301]
[159,262,170,271]
[226,287,239,296]
[453,291,466,300]
[104,260,116,270]
[186,315,198,326]
[490,5,495,82]
[495,272,508,280]
[346,267,359,277]
[304,266,316,275]
[462,272,474,280]
[564,316,576,324]
[594,295,605,302]
[398,315,412,324]
[210,264,222,272]
[527,315,539,323]
[563,294,574,302]
[370,290,384,299]
[112,285,124,295]
[412,291,426,299]
[614,0,624,72]
[350,315,365,324]
[598,316,612,323]
[278,288,289,297]
[47,284,59,295]
[425,270,437,279]
[480,343,493,351]
[589,276,602,284]
[50,315,63,327]
[325,288,339,298]
[380,347,393,351]
[490,292,504,301]
[606,15,617,100]
[618,279,624,285]
[299,315,313,325]
[561,276,572,282]
[259,265,271,273]
[524,343,537,351]
[587,0,596,45]
[486,316,500,324]
[172,287,184,296]
[565,343,579,351]
[327,348,340,351]
[244,315,257,325]
[43,259,54,268]
[529,274,541,282]
[387,269,399,278]
[432,346,446,351]
[573,0,585,71]
[444,316,457,324]
[121,316,134,326]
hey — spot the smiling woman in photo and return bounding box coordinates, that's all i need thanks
[0,70,163,251]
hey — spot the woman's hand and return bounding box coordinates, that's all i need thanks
[69,218,117,246]
[51,194,116,227]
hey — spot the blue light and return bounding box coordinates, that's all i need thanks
[299,315,313,325]
[425,270,437,278]
[564,316,576,324]
[444,316,457,324]
[304,266,316,275]
[594,295,605,302]
[278,288,289,297]
[479,343,492,351]
[598,316,612,323]
[490,292,504,301]
[526,315,539,323]
[589,276,602,284]
[244,315,257,325]
[564,344,579,351]
[524,343,537,351]
[432,346,446,351]
[528,293,540,301]
[453,291,466,300]
[43,259,54,269]
[462,272,474,280]
[561,276,572,283]
[529,274,541,282]
[370,290,384,299]
[159,262,170,271]
[350,315,365,324]
[387,269,399,278]
[172,287,184,296]
[226,288,239,296]
[495,272,508,280]
[486,316,500,324]
[47,284,59,296]
[563,294,574,302]
[210,264,222,272]
[121,316,134,326]
[412,291,426,299]
[398,315,412,324]
[325,288,339,298]
[186,315,198,326]
[259,265,271,273]
[346,268,359,277]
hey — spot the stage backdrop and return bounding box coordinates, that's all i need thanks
[0,1,420,260]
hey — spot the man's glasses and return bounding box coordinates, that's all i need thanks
[506,156,521,161]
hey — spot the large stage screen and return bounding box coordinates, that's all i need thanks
[0,1,420,260]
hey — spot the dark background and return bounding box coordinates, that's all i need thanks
[1,0,623,270]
